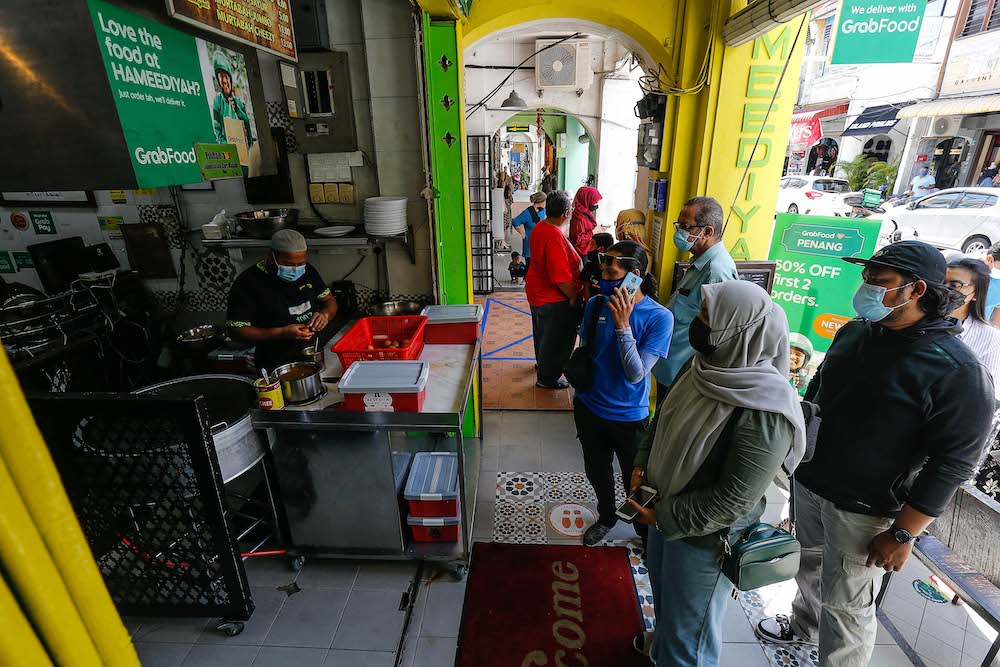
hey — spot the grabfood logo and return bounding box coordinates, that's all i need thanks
[134,146,196,165]
[841,18,920,34]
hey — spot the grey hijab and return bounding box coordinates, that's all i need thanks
[647,280,806,497]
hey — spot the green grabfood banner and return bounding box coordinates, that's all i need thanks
[768,214,882,354]
[88,0,258,187]
[831,0,927,65]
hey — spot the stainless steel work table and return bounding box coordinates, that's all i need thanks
[251,338,483,579]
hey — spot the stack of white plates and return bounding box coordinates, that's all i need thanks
[364,196,407,237]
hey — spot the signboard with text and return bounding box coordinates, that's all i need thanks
[831,0,927,65]
[768,215,881,353]
[166,0,296,61]
[195,143,243,179]
[88,0,260,187]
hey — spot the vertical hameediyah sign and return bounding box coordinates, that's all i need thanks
[831,0,927,65]
[88,0,260,187]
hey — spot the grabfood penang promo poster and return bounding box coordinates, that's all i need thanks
[88,0,260,187]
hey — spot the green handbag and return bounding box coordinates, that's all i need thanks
[720,522,801,591]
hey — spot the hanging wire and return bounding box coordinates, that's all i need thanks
[721,14,808,237]
[639,0,720,97]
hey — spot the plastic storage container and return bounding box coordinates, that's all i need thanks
[407,513,460,542]
[404,452,460,517]
[331,316,427,369]
[338,360,430,412]
[420,305,484,344]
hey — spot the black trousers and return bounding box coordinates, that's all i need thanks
[530,300,578,386]
[574,398,649,541]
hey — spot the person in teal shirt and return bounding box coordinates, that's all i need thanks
[652,196,738,402]
[211,51,254,150]
[512,192,546,267]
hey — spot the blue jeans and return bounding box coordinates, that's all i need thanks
[646,507,760,666]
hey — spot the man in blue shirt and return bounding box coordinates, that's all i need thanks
[651,196,738,401]
[512,192,547,267]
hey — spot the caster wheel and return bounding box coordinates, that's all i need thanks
[451,565,467,581]
[290,555,306,572]
[217,621,244,637]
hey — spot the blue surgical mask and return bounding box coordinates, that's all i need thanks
[673,228,704,252]
[852,281,914,322]
[276,263,306,282]
[598,276,624,296]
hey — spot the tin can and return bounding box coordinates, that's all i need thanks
[254,377,284,410]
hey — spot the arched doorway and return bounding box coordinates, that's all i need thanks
[933,137,969,190]
[806,137,839,176]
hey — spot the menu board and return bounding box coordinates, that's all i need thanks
[166,0,296,60]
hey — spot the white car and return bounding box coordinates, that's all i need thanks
[887,187,1000,254]
[776,176,854,216]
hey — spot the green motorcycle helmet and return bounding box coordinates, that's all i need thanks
[213,50,233,78]
[789,332,814,362]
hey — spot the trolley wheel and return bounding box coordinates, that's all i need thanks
[217,621,245,637]
[450,564,468,581]
[290,555,306,572]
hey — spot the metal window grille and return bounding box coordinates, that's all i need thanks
[962,0,999,36]
[28,394,254,621]
[467,135,494,295]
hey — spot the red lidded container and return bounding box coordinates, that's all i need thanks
[407,513,460,543]
[404,452,459,518]
[420,305,483,345]
[338,360,430,413]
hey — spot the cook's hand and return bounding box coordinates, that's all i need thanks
[283,324,314,341]
[867,531,914,572]
[308,311,330,331]
[628,498,659,527]
[609,286,636,330]
[630,467,646,494]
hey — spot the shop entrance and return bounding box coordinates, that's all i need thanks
[972,132,1000,186]
[932,136,969,190]
[806,137,840,176]
[862,134,892,162]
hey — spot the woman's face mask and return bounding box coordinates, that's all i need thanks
[688,316,716,356]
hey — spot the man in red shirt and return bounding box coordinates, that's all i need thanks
[526,190,583,389]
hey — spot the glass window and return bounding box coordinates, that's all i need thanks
[813,179,851,193]
[916,193,963,209]
[961,0,1000,37]
[957,193,996,209]
[780,178,790,189]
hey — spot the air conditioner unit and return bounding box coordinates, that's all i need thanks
[928,116,962,138]
[536,40,593,91]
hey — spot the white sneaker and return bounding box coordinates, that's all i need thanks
[755,615,818,646]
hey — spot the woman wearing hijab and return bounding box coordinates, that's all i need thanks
[628,280,805,666]
[569,186,603,256]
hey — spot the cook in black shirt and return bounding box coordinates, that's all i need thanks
[227,229,338,372]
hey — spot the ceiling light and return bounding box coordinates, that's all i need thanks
[500,90,527,108]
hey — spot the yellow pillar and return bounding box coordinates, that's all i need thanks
[0,349,138,666]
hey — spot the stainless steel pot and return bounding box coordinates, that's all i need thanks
[135,374,264,483]
[274,361,323,403]
[301,344,325,369]
[235,208,300,239]
[368,300,424,316]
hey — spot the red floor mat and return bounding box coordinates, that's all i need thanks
[457,542,647,666]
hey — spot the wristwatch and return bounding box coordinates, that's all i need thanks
[890,526,914,544]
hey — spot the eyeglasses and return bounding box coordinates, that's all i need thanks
[945,280,974,290]
[598,253,641,268]
[673,223,705,233]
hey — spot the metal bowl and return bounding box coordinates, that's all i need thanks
[368,300,424,317]
[175,324,224,354]
[235,208,300,239]
[274,361,323,404]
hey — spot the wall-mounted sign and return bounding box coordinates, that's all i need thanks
[0,252,16,274]
[12,252,33,269]
[88,0,260,188]
[789,118,822,149]
[110,189,128,204]
[941,36,1000,96]
[916,154,928,163]
[768,215,881,354]
[29,211,57,235]
[0,191,97,208]
[506,124,530,133]
[195,143,243,179]
[831,0,927,65]
[166,0,296,61]
[10,213,29,231]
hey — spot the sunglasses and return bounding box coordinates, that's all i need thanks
[598,253,641,268]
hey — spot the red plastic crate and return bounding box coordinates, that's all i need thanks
[407,514,460,543]
[424,321,479,345]
[331,316,427,369]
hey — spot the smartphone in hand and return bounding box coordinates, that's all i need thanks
[621,271,642,297]
[615,485,657,523]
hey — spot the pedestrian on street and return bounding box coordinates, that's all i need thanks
[756,240,995,667]
[630,280,805,666]
[573,241,672,548]
[526,190,583,390]
[651,196,738,404]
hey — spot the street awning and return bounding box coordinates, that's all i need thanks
[789,103,849,149]
[841,104,905,137]
[898,95,1000,118]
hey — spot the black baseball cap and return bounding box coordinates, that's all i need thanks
[842,240,946,285]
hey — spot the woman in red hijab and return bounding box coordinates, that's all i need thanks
[569,186,603,256]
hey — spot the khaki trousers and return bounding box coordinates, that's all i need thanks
[790,483,893,667]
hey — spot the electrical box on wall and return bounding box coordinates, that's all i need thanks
[295,52,358,153]
[290,0,330,51]
[636,93,667,170]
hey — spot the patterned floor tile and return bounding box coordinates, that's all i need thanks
[496,472,546,501]
[493,500,546,544]
[738,585,819,667]
[541,472,597,503]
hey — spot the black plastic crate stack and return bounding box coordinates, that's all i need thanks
[28,394,253,623]
[467,134,494,295]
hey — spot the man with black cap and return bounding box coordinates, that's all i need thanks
[756,240,994,666]
[227,229,337,373]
